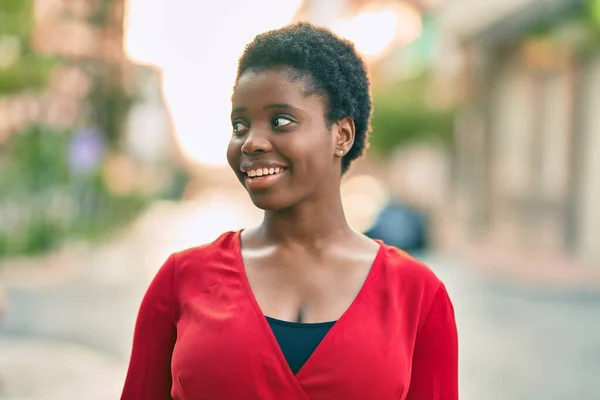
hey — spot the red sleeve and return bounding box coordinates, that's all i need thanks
[121,255,177,400]
[406,283,459,400]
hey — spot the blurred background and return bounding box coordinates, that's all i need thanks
[0,0,599,398]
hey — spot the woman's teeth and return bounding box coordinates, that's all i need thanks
[247,167,283,178]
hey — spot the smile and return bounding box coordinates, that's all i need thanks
[245,166,285,178]
[244,167,287,190]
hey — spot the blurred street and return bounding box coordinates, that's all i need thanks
[1,188,599,400]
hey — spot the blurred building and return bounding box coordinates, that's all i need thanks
[0,0,127,142]
[438,0,600,266]
[0,0,177,257]
[0,0,174,159]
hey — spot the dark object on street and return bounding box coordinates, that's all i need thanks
[364,201,429,253]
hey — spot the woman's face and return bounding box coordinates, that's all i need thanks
[227,67,351,211]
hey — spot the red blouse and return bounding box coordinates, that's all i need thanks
[121,231,458,399]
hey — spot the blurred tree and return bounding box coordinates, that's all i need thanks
[589,0,600,27]
[369,73,455,157]
[0,0,59,92]
[0,0,148,258]
[0,0,33,38]
[87,70,135,148]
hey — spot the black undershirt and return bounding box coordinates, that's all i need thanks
[266,316,336,375]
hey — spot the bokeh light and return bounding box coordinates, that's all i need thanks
[125,0,303,166]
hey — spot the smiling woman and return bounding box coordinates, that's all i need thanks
[121,23,458,400]
[227,65,357,209]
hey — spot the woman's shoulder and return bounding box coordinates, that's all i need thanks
[172,230,239,262]
[374,243,455,335]
[157,231,241,290]
[376,242,444,294]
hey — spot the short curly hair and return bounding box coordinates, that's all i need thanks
[236,22,372,174]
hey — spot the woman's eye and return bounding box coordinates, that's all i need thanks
[272,116,293,128]
[232,121,247,133]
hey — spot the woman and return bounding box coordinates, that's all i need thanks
[121,23,458,400]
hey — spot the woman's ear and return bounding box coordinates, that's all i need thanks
[333,117,355,157]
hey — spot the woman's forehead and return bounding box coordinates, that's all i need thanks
[232,68,323,108]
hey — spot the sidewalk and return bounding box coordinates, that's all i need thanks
[0,337,126,400]
[435,215,600,291]
[460,242,600,290]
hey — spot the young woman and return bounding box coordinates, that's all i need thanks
[121,22,458,400]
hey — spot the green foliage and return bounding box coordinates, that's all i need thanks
[0,217,64,256]
[0,126,147,258]
[369,75,455,157]
[66,191,147,242]
[586,0,600,27]
[19,218,64,255]
[0,55,58,93]
[0,126,70,196]
[88,0,112,27]
[370,104,454,156]
[88,80,135,147]
[0,0,58,94]
[520,4,600,59]
[0,0,34,39]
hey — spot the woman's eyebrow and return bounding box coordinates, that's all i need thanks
[231,103,299,116]
[262,103,297,111]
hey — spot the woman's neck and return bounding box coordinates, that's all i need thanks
[259,191,352,249]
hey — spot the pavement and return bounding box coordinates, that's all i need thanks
[0,337,126,400]
[430,255,600,400]
[1,188,599,399]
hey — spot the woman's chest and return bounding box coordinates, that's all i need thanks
[171,284,415,400]
[243,251,374,323]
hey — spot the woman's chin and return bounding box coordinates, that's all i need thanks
[247,193,291,211]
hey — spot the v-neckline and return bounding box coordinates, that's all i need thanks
[233,230,384,386]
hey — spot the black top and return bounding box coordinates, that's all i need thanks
[266,316,336,375]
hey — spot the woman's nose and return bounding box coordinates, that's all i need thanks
[240,128,273,154]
